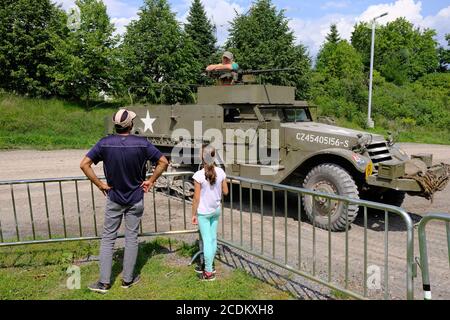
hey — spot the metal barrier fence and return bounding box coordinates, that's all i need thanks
[417,213,450,300]
[0,172,197,247]
[220,175,416,300]
[1,171,450,300]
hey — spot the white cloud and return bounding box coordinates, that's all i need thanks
[358,0,423,25]
[289,14,357,57]
[290,0,450,58]
[111,16,137,35]
[423,6,450,45]
[203,0,247,45]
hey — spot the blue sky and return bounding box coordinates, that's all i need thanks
[57,0,450,57]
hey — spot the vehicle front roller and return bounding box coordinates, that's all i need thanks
[302,164,359,231]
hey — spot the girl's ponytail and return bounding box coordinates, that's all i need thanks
[204,163,217,185]
[202,145,217,185]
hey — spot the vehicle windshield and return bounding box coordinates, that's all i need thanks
[284,108,311,122]
[261,108,311,122]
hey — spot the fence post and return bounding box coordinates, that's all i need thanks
[417,213,450,300]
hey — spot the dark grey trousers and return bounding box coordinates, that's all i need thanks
[99,197,144,284]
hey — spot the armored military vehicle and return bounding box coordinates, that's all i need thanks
[107,74,449,231]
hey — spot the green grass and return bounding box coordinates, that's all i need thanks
[1,92,447,150]
[0,92,120,150]
[0,238,291,300]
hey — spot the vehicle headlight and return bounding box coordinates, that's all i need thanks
[355,133,372,150]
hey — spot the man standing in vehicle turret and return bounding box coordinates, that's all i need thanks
[206,51,239,72]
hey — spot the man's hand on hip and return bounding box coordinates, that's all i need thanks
[141,156,169,193]
[141,180,154,193]
[98,181,112,196]
[80,156,112,196]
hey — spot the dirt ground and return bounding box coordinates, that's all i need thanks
[0,143,449,300]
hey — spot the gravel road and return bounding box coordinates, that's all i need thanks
[0,143,449,300]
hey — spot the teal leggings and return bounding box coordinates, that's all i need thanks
[198,208,220,273]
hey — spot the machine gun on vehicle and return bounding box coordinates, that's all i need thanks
[204,68,296,85]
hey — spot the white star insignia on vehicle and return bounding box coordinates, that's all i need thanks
[141,110,156,133]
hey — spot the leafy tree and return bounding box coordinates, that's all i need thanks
[437,33,449,72]
[351,18,439,83]
[226,0,311,99]
[325,24,340,44]
[50,0,120,105]
[313,24,366,122]
[185,0,217,67]
[371,72,450,130]
[378,48,410,85]
[0,0,67,96]
[121,0,200,104]
[316,41,363,80]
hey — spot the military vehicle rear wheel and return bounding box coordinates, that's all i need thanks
[302,164,359,231]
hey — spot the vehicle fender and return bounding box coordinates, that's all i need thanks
[298,148,371,174]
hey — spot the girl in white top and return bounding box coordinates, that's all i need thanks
[192,145,229,281]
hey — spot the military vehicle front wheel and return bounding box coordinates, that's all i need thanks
[302,164,359,231]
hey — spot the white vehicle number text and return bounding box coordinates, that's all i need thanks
[296,133,349,148]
